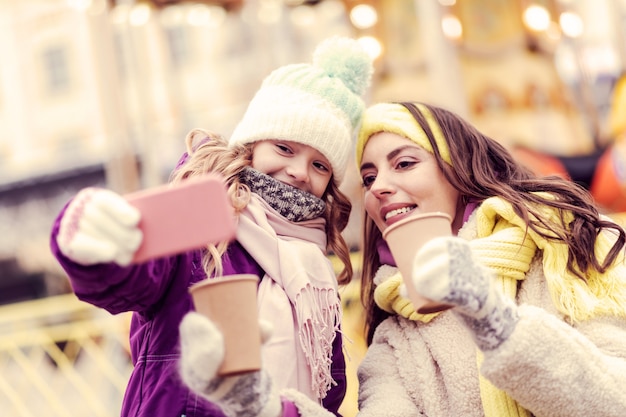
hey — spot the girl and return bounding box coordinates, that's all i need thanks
[50,36,373,417]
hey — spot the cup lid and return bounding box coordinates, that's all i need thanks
[382,211,452,240]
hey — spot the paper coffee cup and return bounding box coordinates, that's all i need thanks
[188,274,261,376]
[382,212,454,314]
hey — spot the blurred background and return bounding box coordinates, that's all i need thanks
[2,0,626,415]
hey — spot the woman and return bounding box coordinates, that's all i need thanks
[355,101,626,417]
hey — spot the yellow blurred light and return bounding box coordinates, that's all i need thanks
[129,3,151,26]
[357,36,382,60]
[66,0,92,11]
[350,4,378,30]
[560,11,584,38]
[523,5,551,32]
[441,13,462,40]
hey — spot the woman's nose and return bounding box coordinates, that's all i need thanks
[370,171,395,198]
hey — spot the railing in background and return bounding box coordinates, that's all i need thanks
[0,251,368,417]
[0,294,133,417]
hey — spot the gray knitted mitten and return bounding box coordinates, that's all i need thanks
[179,312,282,417]
[411,236,519,351]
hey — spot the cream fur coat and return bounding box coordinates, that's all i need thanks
[355,213,626,417]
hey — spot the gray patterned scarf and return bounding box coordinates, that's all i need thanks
[239,167,326,222]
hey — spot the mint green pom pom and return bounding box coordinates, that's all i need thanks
[313,36,373,96]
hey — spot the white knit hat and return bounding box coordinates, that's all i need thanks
[229,36,374,184]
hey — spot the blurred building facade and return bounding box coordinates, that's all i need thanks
[0,0,358,301]
[1,0,626,303]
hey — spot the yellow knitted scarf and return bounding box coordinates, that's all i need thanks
[477,195,626,321]
[374,195,626,416]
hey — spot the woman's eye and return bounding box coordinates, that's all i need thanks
[361,174,375,188]
[395,159,417,170]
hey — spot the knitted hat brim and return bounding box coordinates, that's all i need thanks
[356,103,452,167]
[230,85,352,183]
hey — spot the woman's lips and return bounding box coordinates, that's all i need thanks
[383,205,417,226]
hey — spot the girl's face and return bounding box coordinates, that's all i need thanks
[360,132,464,235]
[251,140,332,198]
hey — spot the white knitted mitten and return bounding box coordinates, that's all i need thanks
[411,236,519,350]
[179,312,282,417]
[57,187,142,266]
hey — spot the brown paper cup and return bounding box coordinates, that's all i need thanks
[382,212,454,314]
[188,274,261,376]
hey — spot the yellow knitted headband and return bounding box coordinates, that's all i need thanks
[356,102,452,167]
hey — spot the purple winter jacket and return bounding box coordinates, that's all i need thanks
[50,205,347,417]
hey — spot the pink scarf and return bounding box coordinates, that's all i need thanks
[236,194,341,401]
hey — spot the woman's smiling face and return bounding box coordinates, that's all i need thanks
[360,132,464,234]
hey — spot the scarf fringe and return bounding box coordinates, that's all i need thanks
[295,285,342,400]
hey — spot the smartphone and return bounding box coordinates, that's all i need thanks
[125,174,236,264]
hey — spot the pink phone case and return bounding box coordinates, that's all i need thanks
[125,174,236,264]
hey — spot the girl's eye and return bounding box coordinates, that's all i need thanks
[275,143,293,154]
[313,161,330,172]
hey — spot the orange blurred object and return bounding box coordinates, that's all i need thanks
[589,144,626,213]
[510,146,570,179]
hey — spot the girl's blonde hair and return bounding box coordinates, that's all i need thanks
[170,128,353,284]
